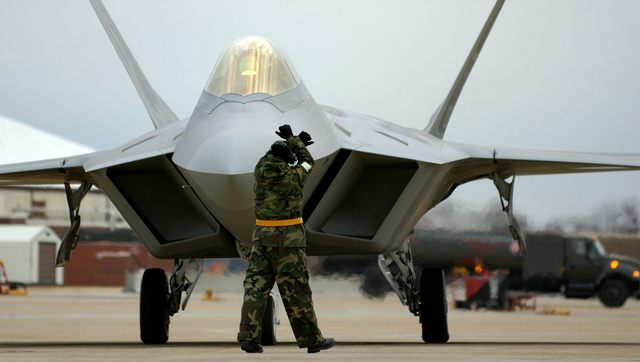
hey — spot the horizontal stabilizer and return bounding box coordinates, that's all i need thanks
[89,0,179,129]
[424,0,505,139]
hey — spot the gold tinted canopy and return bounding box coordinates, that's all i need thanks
[205,36,300,97]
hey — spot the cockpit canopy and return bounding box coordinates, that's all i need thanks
[204,36,300,97]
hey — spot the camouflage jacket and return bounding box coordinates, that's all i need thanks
[252,136,314,247]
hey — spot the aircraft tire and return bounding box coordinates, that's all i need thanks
[140,268,170,344]
[598,278,629,308]
[261,294,277,345]
[420,267,449,343]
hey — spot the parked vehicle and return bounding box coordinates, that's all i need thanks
[409,229,640,307]
[321,229,640,307]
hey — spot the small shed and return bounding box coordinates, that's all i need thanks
[0,225,63,285]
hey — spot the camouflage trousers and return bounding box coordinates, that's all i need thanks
[237,245,323,347]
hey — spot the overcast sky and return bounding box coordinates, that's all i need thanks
[1,0,639,229]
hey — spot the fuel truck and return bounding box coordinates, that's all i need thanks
[321,230,640,307]
[411,229,640,307]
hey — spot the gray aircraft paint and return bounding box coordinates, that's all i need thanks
[1,1,640,259]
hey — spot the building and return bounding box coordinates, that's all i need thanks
[64,242,172,286]
[0,225,63,285]
[0,114,149,286]
[0,114,128,231]
[0,184,129,232]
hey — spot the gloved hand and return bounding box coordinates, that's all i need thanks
[276,124,293,140]
[298,131,314,146]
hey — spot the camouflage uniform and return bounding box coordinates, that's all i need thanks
[237,135,323,347]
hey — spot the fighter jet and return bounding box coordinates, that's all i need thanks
[1,0,639,344]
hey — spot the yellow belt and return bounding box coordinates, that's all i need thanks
[256,217,303,227]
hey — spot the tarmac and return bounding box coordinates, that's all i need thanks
[1,274,639,361]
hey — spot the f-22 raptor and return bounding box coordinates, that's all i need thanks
[1,0,639,344]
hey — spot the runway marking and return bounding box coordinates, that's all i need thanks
[322,310,407,317]
[211,347,238,353]
[0,314,137,319]
[0,313,239,319]
[178,347,239,356]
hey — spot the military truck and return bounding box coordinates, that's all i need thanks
[409,230,640,307]
[321,229,640,307]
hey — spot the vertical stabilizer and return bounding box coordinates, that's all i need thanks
[424,0,505,139]
[89,0,179,129]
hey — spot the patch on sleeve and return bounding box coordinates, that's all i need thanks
[300,162,312,173]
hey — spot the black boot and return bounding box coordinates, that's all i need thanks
[308,337,336,353]
[241,340,263,353]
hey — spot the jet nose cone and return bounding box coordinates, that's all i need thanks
[176,125,274,175]
[173,100,285,175]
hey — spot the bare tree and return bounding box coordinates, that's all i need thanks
[543,198,640,234]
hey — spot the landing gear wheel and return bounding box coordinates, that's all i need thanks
[140,268,170,344]
[261,294,277,345]
[598,278,629,308]
[420,268,449,343]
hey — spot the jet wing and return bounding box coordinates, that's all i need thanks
[491,147,640,176]
[0,152,102,185]
[413,141,640,188]
[338,116,640,178]
[440,145,640,256]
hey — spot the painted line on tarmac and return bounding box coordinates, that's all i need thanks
[322,310,407,317]
[0,314,138,319]
[211,347,238,354]
[178,347,239,356]
[0,313,238,319]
